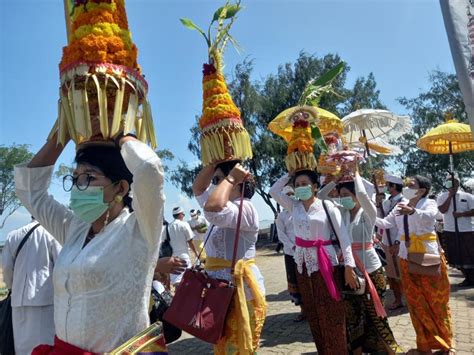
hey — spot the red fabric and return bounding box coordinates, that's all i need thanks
[32,336,98,355]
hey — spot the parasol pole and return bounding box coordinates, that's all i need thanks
[449,141,460,238]
[362,129,400,277]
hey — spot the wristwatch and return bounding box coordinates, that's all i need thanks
[394,240,400,246]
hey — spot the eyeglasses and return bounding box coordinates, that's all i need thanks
[63,174,107,192]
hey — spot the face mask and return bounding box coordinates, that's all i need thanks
[340,196,356,210]
[192,215,198,220]
[403,187,418,200]
[330,197,341,205]
[384,186,389,194]
[70,186,110,223]
[445,180,453,189]
[294,186,314,201]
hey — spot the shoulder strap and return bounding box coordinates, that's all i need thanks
[14,223,40,262]
[230,182,246,275]
[322,200,340,246]
[193,224,215,265]
[403,215,410,244]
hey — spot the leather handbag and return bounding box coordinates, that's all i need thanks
[403,215,441,276]
[0,223,40,355]
[322,201,366,296]
[163,185,246,344]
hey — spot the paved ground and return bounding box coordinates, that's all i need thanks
[168,246,474,355]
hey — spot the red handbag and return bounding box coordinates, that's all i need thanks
[163,185,245,344]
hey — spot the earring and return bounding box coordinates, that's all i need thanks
[114,195,123,203]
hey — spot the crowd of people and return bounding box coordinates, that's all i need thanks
[272,169,473,355]
[2,130,473,355]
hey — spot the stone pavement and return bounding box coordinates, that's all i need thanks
[168,247,474,355]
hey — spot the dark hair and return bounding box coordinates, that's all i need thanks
[293,170,320,187]
[413,175,431,197]
[75,145,133,210]
[172,214,181,219]
[388,182,403,193]
[337,181,356,195]
[215,160,255,199]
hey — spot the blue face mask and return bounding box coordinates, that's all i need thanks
[340,196,356,210]
[445,180,453,189]
[70,186,110,223]
[294,186,314,201]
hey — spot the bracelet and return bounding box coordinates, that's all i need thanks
[225,175,237,185]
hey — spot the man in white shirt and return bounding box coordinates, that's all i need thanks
[188,209,209,261]
[275,186,305,322]
[437,173,474,287]
[376,174,406,310]
[168,207,198,287]
[2,218,62,355]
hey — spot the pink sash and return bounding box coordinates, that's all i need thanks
[295,237,341,301]
[352,242,387,318]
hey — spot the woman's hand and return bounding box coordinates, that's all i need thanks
[156,256,187,275]
[396,203,415,216]
[344,266,359,290]
[228,163,250,184]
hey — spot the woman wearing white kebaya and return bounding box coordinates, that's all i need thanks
[14,131,182,353]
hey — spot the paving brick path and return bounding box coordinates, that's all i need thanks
[168,247,474,354]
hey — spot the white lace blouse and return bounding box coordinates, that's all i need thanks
[319,175,381,273]
[14,141,165,353]
[269,174,355,275]
[196,190,265,299]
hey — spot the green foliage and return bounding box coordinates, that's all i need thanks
[340,72,387,116]
[298,61,345,107]
[156,149,175,176]
[170,52,387,216]
[180,1,242,69]
[0,144,34,228]
[395,70,474,192]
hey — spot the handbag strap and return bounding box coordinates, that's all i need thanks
[403,215,410,245]
[230,181,246,275]
[322,200,340,247]
[14,223,40,263]
[193,224,215,265]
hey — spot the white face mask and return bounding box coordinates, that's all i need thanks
[403,187,418,200]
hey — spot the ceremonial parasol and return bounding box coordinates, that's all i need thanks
[342,109,411,264]
[417,114,474,236]
[342,109,411,160]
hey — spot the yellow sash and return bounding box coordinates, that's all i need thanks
[205,257,266,352]
[401,232,438,253]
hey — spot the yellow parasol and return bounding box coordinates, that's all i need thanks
[417,117,474,157]
[417,113,474,237]
[268,106,341,141]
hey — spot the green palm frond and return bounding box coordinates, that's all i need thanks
[180,1,242,71]
[298,62,345,106]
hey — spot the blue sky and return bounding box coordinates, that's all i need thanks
[0,0,455,240]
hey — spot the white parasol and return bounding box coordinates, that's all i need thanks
[342,109,412,145]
